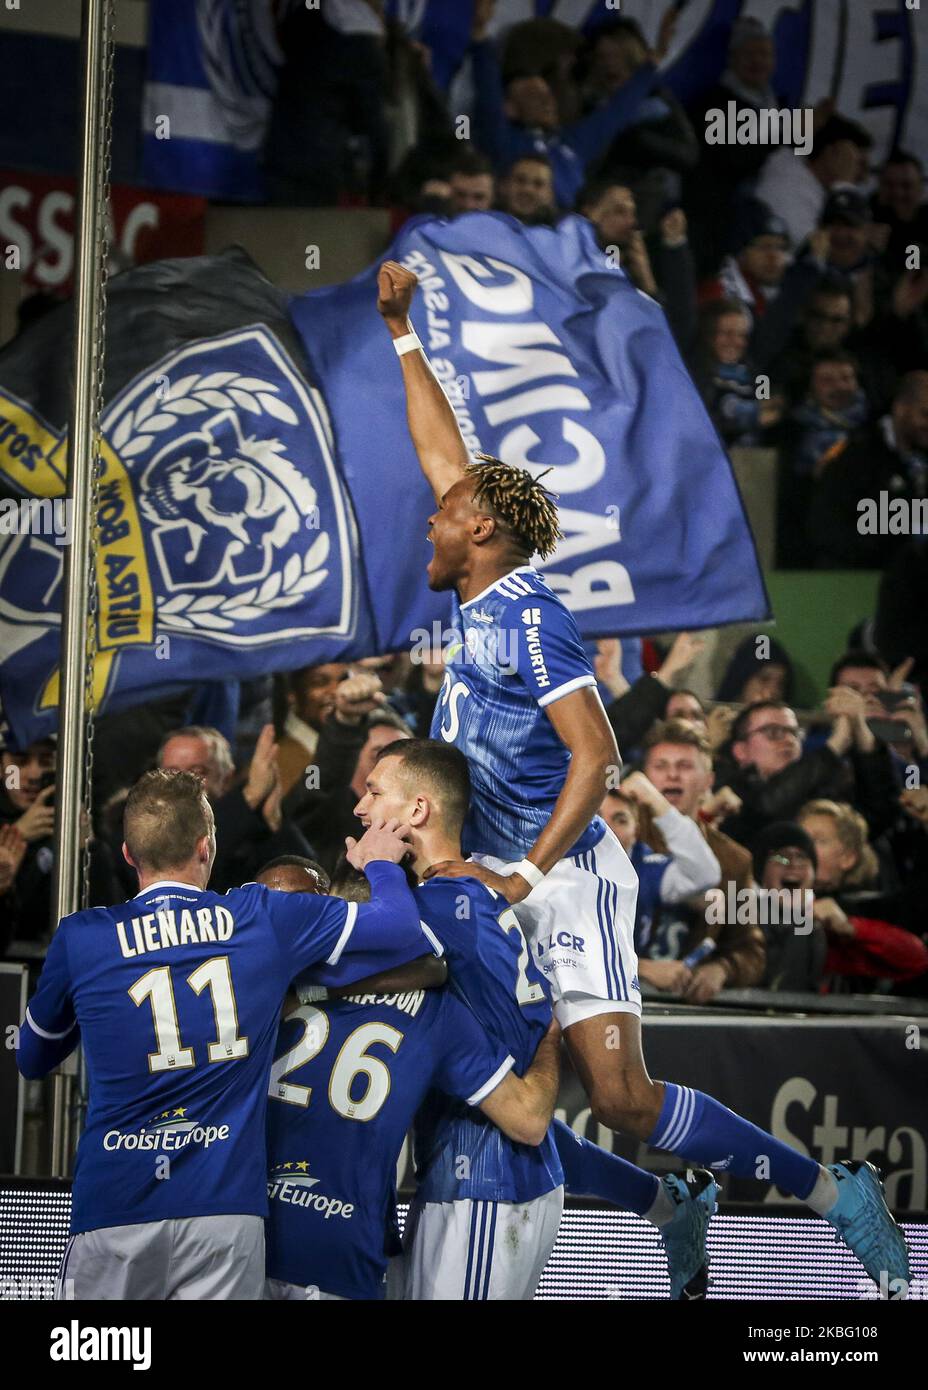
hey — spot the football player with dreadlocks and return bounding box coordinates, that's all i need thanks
[375,260,910,1302]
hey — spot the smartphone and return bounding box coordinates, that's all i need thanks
[878,686,917,712]
[867,716,912,745]
[37,769,56,802]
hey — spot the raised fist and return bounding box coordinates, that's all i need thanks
[334,672,386,726]
[377,261,418,327]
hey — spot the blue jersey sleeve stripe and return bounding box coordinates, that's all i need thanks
[324,901,358,966]
[465,1054,515,1107]
[419,920,445,958]
[25,1006,76,1041]
[537,673,597,708]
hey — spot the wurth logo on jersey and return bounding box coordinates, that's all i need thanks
[521,613,550,688]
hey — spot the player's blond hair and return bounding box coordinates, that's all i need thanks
[465,455,563,561]
[124,769,213,872]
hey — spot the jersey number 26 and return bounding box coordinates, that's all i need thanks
[269,1007,404,1123]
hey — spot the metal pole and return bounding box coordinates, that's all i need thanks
[49,0,112,1178]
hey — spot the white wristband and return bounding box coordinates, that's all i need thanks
[510,858,545,891]
[296,982,329,1004]
[392,332,422,357]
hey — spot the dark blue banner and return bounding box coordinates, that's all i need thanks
[0,249,369,747]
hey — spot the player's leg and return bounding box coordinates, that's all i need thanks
[568,830,908,1290]
[503,832,909,1293]
[551,1116,689,1218]
[558,1007,717,1297]
[167,1214,265,1300]
[565,1005,910,1291]
[482,845,718,1297]
[56,1220,171,1300]
[550,1115,722,1298]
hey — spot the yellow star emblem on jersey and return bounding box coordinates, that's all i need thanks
[160,1111,170,1120]
[295,1161,309,1172]
[282,1162,293,1170]
[173,1107,187,1117]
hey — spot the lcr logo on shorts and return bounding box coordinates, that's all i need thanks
[535,931,586,957]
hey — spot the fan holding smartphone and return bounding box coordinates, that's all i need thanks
[830,651,928,755]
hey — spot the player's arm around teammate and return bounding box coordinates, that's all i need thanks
[261,856,449,1004]
[289,818,433,980]
[309,952,448,1001]
[478,1015,561,1145]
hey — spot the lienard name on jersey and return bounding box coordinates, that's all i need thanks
[103,1108,230,1152]
[267,1161,354,1221]
[114,903,235,959]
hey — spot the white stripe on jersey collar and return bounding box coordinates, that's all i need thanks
[132,879,202,898]
[459,564,537,610]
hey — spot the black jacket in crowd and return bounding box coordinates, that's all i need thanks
[282,714,371,876]
[717,739,901,850]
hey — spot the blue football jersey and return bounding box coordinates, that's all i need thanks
[430,565,607,861]
[22,865,423,1235]
[265,988,513,1299]
[629,840,694,959]
[412,876,564,1204]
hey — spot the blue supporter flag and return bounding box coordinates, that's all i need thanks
[0,247,371,747]
[142,0,283,201]
[0,218,767,749]
[289,211,770,653]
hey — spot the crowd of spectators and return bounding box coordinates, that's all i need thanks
[600,630,928,999]
[3,622,927,1004]
[2,5,926,1011]
[259,2,927,573]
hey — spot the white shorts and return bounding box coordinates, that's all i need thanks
[476,826,641,1029]
[400,1188,564,1300]
[57,1214,265,1301]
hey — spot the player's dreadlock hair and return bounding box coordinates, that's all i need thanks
[465,454,563,561]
